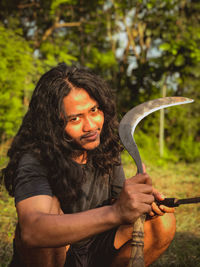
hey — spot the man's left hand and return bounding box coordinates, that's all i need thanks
[148,188,175,218]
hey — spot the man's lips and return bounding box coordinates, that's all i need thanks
[81,131,99,141]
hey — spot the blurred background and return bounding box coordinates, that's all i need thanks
[0,0,199,266]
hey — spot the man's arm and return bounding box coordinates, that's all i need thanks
[17,173,154,248]
[17,195,119,248]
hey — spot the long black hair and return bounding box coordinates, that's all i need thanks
[1,63,122,210]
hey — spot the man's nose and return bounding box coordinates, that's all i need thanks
[82,116,96,132]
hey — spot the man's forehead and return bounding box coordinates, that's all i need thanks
[63,88,98,116]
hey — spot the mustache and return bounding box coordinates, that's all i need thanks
[80,129,100,140]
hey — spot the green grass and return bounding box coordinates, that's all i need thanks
[0,152,200,266]
[0,187,16,267]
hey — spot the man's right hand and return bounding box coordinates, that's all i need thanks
[113,173,154,224]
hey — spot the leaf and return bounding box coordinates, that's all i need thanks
[174,54,185,67]
[159,43,171,51]
[50,0,77,14]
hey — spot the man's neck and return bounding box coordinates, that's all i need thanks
[73,151,87,164]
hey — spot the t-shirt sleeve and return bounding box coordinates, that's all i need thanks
[14,154,53,205]
[111,163,125,199]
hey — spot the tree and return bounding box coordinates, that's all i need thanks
[105,0,200,161]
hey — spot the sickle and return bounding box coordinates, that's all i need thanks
[118,96,194,267]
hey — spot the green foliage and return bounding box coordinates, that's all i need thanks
[86,48,117,75]
[164,101,200,162]
[134,130,179,167]
[51,0,77,13]
[40,40,77,69]
[179,135,200,163]
[113,0,200,163]
[0,24,35,139]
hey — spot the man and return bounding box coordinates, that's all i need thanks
[2,63,176,267]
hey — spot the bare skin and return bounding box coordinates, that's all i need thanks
[14,88,176,266]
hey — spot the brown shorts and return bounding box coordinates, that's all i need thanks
[65,227,119,267]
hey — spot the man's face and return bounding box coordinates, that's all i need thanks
[63,88,104,151]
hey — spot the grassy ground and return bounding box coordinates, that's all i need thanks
[0,188,16,267]
[0,152,200,266]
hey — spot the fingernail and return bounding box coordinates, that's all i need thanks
[160,194,165,200]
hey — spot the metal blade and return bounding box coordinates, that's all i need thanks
[119,97,194,173]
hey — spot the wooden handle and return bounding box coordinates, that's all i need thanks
[128,214,146,267]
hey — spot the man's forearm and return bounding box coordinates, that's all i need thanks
[20,205,120,248]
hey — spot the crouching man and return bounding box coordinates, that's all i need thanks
[2,63,176,267]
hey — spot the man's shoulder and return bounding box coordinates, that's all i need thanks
[14,153,52,205]
[18,153,47,174]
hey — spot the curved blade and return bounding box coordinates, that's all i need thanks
[119,97,194,173]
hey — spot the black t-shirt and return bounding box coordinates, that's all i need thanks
[14,154,125,214]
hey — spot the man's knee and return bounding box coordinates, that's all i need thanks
[149,213,176,249]
[143,213,176,266]
[159,213,176,242]
[15,197,66,267]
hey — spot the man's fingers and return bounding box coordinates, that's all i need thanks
[124,182,153,195]
[142,193,155,205]
[151,202,165,216]
[159,205,175,213]
[151,202,175,217]
[128,173,152,186]
[140,203,153,215]
[153,188,165,201]
[142,163,146,173]
[114,192,154,224]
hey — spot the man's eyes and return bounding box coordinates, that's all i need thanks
[91,106,99,113]
[69,117,80,122]
[68,107,100,123]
